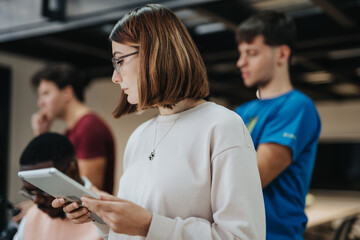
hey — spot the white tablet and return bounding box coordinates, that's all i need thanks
[18,167,105,224]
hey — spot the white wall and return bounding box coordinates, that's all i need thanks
[316,100,360,142]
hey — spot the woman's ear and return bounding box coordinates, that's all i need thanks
[277,45,291,66]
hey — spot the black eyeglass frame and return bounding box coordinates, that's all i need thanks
[111,51,139,74]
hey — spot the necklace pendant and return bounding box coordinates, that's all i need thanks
[148,150,155,161]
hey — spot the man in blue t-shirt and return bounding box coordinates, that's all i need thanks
[234,11,321,240]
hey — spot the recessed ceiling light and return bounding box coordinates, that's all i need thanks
[101,24,114,34]
[208,63,238,73]
[332,83,360,95]
[251,0,313,11]
[175,9,210,28]
[194,22,227,35]
[175,9,196,19]
[356,67,360,77]
[303,71,334,84]
[328,48,360,60]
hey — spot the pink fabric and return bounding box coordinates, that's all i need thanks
[24,205,101,240]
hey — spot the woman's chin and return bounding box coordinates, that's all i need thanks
[127,97,139,105]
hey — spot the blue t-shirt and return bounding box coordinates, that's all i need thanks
[235,90,321,240]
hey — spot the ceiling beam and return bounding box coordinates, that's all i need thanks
[311,0,356,28]
[294,55,354,81]
[38,37,109,59]
[297,34,360,49]
[0,0,219,43]
[193,7,238,31]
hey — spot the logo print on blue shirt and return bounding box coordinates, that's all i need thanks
[246,117,258,134]
[283,132,296,140]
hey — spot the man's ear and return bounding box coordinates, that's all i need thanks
[65,160,79,178]
[277,45,291,66]
[61,85,74,102]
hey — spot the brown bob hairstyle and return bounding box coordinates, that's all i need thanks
[110,4,209,118]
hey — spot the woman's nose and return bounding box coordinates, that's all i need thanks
[112,70,122,84]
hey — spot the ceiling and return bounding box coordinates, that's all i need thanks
[1,0,360,108]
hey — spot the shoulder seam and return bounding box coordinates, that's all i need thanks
[211,145,253,162]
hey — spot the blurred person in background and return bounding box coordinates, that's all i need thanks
[234,11,321,240]
[13,64,115,223]
[13,132,101,240]
[31,64,115,194]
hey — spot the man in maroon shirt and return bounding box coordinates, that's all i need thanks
[30,64,115,194]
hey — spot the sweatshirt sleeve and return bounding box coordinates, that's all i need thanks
[145,146,266,240]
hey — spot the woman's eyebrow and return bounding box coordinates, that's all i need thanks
[112,51,124,57]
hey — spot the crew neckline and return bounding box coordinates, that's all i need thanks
[156,101,212,123]
[258,89,296,101]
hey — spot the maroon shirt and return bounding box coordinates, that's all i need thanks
[65,113,115,194]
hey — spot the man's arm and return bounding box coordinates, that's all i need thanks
[257,143,292,188]
[78,157,107,191]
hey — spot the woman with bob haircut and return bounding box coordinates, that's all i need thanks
[53,4,265,240]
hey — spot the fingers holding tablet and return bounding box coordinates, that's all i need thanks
[66,206,92,224]
[52,197,92,224]
[18,168,106,224]
[51,197,66,208]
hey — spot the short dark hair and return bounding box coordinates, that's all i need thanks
[236,11,297,54]
[109,4,209,118]
[20,133,76,169]
[31,64,91,102]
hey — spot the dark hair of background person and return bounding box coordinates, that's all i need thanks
[20,132,76,170]
[30,64,91,102]
[109,4,209,118]
[236,11,297,56]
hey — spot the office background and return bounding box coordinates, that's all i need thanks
[1,0,360,238]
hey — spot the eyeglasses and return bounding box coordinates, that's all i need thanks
[19,188,52,201]
[111,51,139,75]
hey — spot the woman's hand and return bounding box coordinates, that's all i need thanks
[81,194,152,237]
[51,198,92,224]
[51,185,109,224]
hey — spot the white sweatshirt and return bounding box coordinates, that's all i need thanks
[96,102,265,240]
